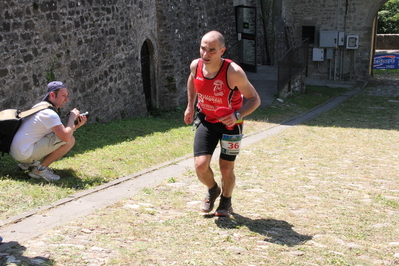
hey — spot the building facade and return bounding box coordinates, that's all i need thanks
[0,0,389,122]
[278,0,387,81]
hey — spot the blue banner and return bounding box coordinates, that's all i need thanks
[373,54,399,69]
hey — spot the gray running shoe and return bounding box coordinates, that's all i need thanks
[18,161,40,171]
[29,166,60,182]
[200,185,221,213]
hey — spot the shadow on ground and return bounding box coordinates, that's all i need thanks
[0,162,105,190]
[0,242,54,265]
[214,213,312,247]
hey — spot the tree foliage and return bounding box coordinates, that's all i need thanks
[378,0,399,33]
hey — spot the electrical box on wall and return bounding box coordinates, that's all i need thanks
[313,48,324,61]
[326,48,333,59]
[338,32,345,46]
[319,31,338,48]
[346,35,359,49]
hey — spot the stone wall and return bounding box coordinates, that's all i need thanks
[279,71,305,98]
[155,0,239,108]
[0,0,239,123]
[0,0,161,122]
[376,34,399,50]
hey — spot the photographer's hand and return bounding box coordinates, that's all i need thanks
[74,113,87,130]
[75,115,87,128]
[68,108,79,125]
[67,108,86,131]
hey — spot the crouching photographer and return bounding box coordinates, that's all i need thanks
[10,81,87,182]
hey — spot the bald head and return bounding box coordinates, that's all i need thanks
[201,31,225,49]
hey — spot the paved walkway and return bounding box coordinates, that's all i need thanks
[246,65,278,107]
[0,66,365,253]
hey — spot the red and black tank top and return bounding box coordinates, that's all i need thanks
[194,58,243,123]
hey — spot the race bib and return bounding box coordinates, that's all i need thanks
[221,134,243,155]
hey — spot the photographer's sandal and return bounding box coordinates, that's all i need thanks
[18,161,40,171]
[29,166,60,182]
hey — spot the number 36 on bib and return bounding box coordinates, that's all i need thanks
[221,134,243,156]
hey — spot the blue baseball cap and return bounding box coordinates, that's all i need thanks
[43,81,67,100]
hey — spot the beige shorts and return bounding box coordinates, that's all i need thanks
[18,133,67,164]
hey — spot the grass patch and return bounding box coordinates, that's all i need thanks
[244,85,348,133]
[0,85,346,221]
[249,85,348,122]
[373,69,399,75]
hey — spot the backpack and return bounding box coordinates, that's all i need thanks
[0,102,52,156]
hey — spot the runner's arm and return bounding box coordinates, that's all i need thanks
[228,62,261,118]
[184,59,199,125]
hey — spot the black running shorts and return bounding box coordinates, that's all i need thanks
[194,117,243,162]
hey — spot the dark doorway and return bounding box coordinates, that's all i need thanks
[302,26,315,45]
[141,40,154,112]
[235,5,257,73]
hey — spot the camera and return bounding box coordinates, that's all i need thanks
[74,111,89,125]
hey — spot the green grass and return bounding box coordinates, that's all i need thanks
[248,85,349,122]
[373,68,399,74]
[0,85,347,221]
[2,79,399,265]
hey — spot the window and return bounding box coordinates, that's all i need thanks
[302,26,315,44]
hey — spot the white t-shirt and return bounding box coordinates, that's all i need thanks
[10,103,62,161]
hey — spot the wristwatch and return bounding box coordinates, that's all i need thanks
[235,112,242,120]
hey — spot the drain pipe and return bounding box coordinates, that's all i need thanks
[341,0,349,81]
[334,0,340,81]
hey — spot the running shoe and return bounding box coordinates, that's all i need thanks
[215,196,233,217]
[200,185,221,213]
